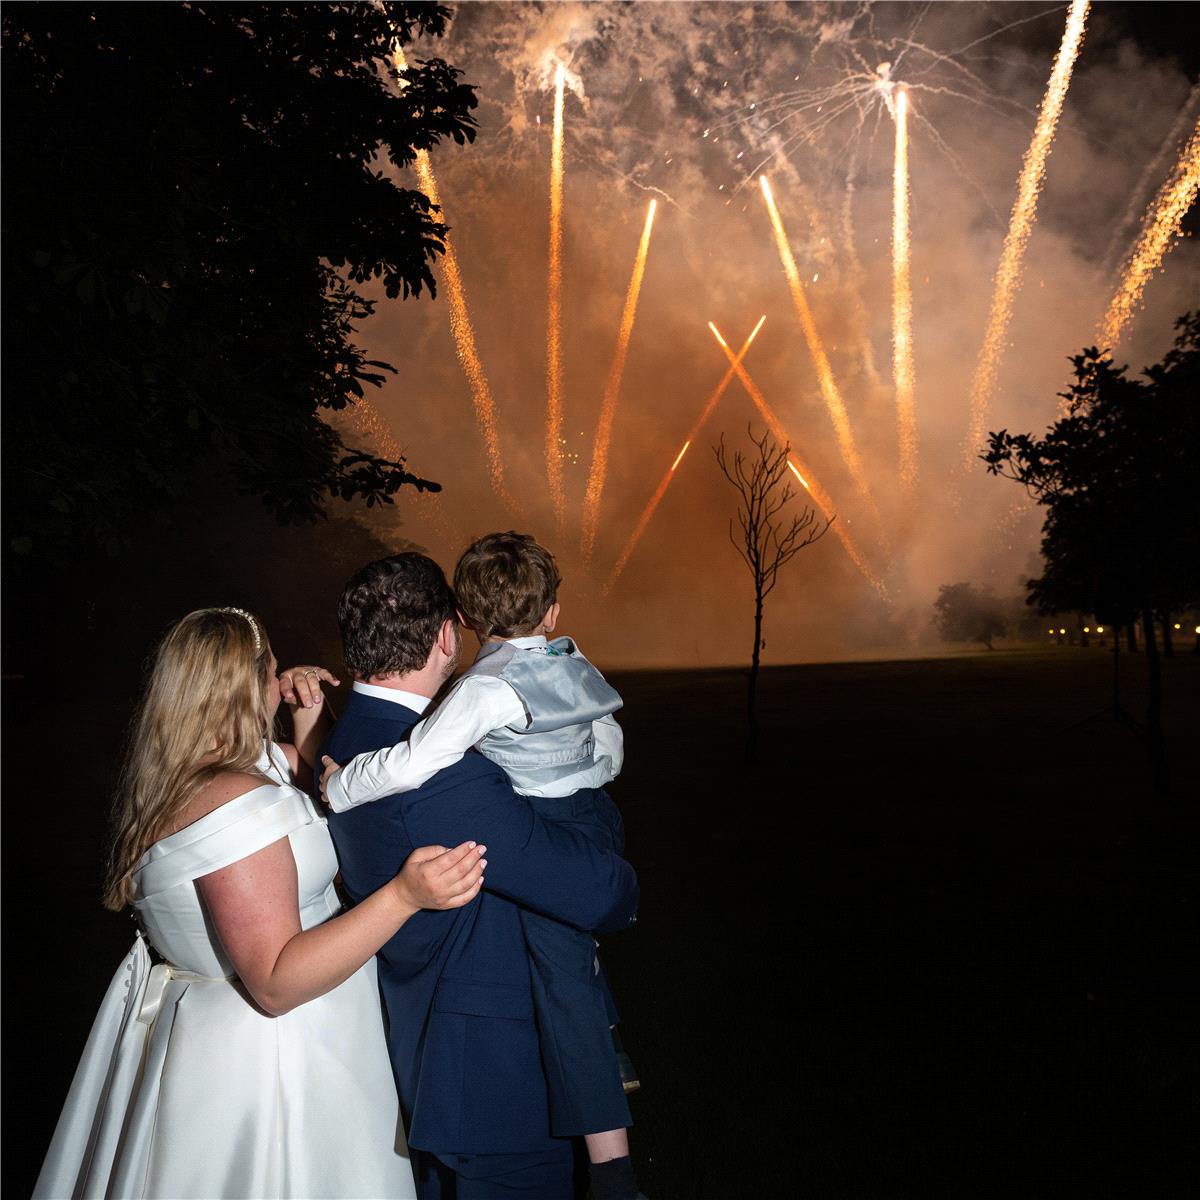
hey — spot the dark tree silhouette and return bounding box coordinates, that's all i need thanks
[984,312,1200,794]
[932,583,1009,650]
[715,427,832,754]
[2,4,477,576]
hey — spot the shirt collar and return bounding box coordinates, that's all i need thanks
[504,635,550,653]
[352,680,432,714]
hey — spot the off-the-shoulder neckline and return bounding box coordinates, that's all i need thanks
[135,781,301,866]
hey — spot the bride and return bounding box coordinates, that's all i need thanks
[35,606,486,1199]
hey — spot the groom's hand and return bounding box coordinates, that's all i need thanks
[319,754,341,806]
[278,664,340,709]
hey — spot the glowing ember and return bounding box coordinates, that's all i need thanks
[394,46,514,511]
[1097,118,1200,352]
[964,0,1090,466]
[759,176,881,531]
[582,200,658,560]
[546,62,567,526]
[892,87,918,494]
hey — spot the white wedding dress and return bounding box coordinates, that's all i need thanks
[35,745,417,1200]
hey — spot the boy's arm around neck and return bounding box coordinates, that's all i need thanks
[401,753,639,934]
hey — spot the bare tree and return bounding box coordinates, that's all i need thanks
[715,427,832,753]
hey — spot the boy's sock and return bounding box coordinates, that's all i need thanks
[589,1155,639,1200]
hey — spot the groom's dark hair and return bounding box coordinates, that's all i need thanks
[337,553,457,679]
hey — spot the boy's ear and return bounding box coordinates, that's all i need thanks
[437,617,458,655]
[542,602,560,634]
[456,606,471,629]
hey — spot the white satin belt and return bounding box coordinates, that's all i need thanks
[132,936,234,1027]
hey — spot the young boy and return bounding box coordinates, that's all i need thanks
[321,531,645,1200]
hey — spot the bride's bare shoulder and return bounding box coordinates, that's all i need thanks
[172,770,274,833]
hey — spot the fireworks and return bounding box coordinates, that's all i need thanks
[1097,118,1200,353]
[759,176,881,531]
[394,46,514,512]
[602,319,764,595]
[892,87,918,494]
[546,62,567,526]
[582,200,658,560]
[708,323,886,599]
[963,0,1090,467]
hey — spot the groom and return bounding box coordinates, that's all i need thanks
[322,553,640,1199]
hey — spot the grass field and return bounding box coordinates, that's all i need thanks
[5,647,1197,1198]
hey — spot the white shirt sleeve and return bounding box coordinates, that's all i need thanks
[324,675,527,813]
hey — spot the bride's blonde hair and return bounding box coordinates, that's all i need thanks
[103,608,273,910]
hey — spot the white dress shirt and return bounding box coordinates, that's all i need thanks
[325,639,623,813]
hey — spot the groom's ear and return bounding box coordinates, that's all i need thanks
[436,617,458,657]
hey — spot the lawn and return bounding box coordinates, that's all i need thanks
[5,647,1197,1197]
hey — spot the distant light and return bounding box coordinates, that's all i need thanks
[1048,629,1054,635]
[1083,627,1090,633]
[1097,626,1104,633]
[1195,625,1200,635]
[1173,623,1181,630]
[1059,629,1066,635]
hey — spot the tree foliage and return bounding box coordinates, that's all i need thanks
[984,312,1199,794]
[2,4,477,571]
[983,313,1200,620]
[932,583,1010,650]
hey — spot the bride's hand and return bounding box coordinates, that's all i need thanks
[278,665,340,710]
[395,841,487,911]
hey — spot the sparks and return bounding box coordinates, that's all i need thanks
[546,62,567,525]
[581,200,658,560]
[759,176,882,532]
[892,87,918,494]
[1097,118,1200,353]
[787,461,810,491]
[963,0,1090,466]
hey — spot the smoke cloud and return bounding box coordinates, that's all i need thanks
[342,2,1198,669]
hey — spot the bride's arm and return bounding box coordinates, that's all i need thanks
[276,664,339,789]
[196,788,485,1016]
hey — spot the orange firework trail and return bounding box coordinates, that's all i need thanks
[963,0,1089,465]
[1097,118,1200,353]
[602,318,765,595]
[545,62,567,525]
[759,175,881,531]
[709,323,887,600]
[394,47,514,512]
[581,200,658,560]
[892,87,918,493]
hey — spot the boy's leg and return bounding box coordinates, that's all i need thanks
[520,908,632,1137]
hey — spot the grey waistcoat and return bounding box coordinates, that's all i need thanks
[464,637,622,792]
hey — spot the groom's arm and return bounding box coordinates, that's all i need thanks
[403,755,639,934]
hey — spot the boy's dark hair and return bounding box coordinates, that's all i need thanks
[454,532,561,639]
[337,553,457,679]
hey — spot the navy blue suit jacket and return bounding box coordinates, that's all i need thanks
[323,688,640,1158]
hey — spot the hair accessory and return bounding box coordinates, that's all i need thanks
[219,607,263,655]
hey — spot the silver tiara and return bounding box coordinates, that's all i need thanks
[219,607,263,654]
